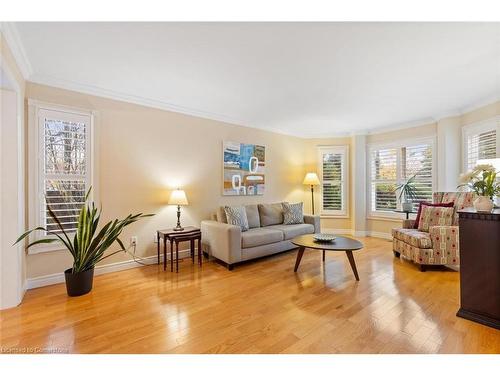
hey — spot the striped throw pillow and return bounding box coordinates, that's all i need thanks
[224,206,249,232]
[282,202,304,225]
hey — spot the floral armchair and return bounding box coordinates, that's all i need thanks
[392,192,475,271]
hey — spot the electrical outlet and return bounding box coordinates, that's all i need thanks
[153,234,158,243]
[130,236,138,247]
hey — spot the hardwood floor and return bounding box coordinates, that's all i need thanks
[1,237,499,354]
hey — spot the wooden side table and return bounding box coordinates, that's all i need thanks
[156,226,201,272]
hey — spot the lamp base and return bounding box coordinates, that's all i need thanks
[173,226,184,231]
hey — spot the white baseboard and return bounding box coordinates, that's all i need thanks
[322,228,392,240]
[26,249,193,290]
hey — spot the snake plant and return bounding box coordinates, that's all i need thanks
[14,188,153,273]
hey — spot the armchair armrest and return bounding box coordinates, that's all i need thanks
[402,219,416,229]
[304,214,320,233]
[200,220,242,264]
[428,225,459,261]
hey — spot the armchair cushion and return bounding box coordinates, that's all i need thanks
[417,206,454,232]
[392,228,432,249]
[428,225,459,264]
[413,201,454,229]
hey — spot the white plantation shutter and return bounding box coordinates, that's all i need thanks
[465,128,497,171]
[401,144,433,211]
[318,146,348,215]
[369,139,435,215]
[370,148,398,212]
[38,108,92,235]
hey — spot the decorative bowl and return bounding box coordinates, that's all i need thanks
[313,233,336,242]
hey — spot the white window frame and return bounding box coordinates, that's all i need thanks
[367,137,436,219]
[462,116,500,173]
[317,145,349,217]
[28,99,97,254]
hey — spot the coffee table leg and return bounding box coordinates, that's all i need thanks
[345,251,359,281]
[294,246,305,272]
[322,250,325,262]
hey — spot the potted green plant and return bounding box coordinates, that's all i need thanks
[394,173,418,212]
[458,164,499,212]
[15,188,153,296]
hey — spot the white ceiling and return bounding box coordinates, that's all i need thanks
[13,22,500,137]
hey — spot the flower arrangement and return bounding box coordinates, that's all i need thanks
[458,164,499,212]
[458,164,499,198]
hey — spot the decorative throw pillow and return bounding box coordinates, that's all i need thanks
[224,206,249,232]
[413,201,454,229]
[417,206,454,232]
[282,202,304,225]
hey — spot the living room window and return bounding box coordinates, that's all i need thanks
[368,139,435,217]
[317,145,348,216]
[463,117,499,171]
[28,100,95,253]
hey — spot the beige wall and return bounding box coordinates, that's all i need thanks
[19,79,500,280]
[25,83,309,278]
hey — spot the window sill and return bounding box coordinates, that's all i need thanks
[320,214,349,219]
[27,243,67,255]
[366,215,402,223]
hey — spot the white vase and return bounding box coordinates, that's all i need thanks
[473,196,494,212]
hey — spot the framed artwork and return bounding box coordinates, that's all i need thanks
[223,141,266,195]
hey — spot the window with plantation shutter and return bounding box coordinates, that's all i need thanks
[463,118,499,172]
[368,139,435,216]
[29,101,95,252]
[317,145,348,216]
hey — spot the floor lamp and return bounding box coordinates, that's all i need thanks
[303,172,320,215]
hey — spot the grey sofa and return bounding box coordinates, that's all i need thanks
[201,203,320,269]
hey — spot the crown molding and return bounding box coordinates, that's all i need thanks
[27,73,309,139]
[0,22,33,79]
[457,95,499,116]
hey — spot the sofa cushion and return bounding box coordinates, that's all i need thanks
[282,202,304,225]
[392,228,433,249]
[269,223,315,240]
[241,227,284,248]
[224,206,249,232]
[258,203,286,226]
[216,206,227,223]
[417,206,454,232]
[245,204,261,229]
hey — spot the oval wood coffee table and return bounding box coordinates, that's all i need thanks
[291,234,363,280]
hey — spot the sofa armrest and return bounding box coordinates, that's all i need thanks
[201,220,242,264]
[428,225,459,260]
[402,219,416,229]
[304,214,320,233]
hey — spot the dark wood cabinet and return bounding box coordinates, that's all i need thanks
[457,208,500,330]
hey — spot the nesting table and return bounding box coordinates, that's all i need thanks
[156,226,202,272]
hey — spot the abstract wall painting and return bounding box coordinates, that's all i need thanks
[223,141,266,195]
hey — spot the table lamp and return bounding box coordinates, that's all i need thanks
[303,172,320,215]
[168,189,189,231]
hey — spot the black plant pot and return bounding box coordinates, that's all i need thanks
[64,267,94,297]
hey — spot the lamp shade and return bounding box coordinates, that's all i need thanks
[168,189,189,205]
[303,172,320,186]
